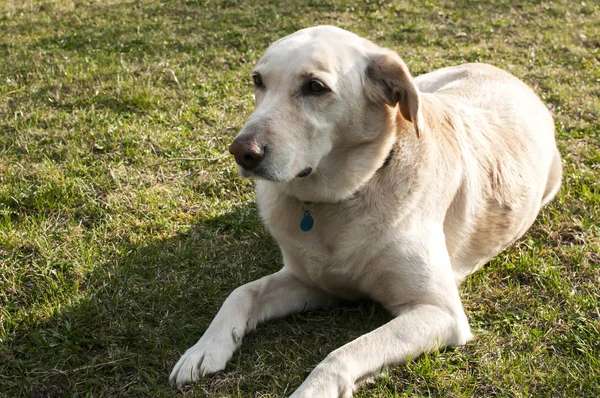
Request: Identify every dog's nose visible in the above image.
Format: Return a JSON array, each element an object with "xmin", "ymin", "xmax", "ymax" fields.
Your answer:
[{"xmin": 229, "ymin": 139, "xmax": 265, "ymax": 170}]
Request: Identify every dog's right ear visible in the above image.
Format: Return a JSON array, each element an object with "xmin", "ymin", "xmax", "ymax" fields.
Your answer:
[{"xmin": 364, "ymin": 50, "xmax": 423, "ymax": 137}]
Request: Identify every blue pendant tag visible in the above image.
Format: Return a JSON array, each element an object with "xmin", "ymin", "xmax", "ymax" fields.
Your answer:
[{"xmin": 300, "ymin": 212, "xmax": 314, "ymax": 232}]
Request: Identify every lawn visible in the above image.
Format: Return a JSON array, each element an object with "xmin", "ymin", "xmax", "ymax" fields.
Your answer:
[{"xmin": 0, "ymin": 0, "xmax": 599, "ymax": 397}]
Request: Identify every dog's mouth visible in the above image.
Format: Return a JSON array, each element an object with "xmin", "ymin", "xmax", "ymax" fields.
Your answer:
[
  {"xmin": 296, "ymin": 167, "xmax": 313, "ymax": 178},
  {"xmin": 238, "ymin": 165, "xmax": 313, "ymax": 182}
]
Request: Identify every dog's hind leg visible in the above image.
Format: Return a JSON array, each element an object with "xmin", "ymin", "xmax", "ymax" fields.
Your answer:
[
  {"xmin": 541, "ymin": 148, "xmax": 562, "ymax": 207},
  {"xmin": 170, "ymin": 268, "xmax": 332, "ymax": 388}
]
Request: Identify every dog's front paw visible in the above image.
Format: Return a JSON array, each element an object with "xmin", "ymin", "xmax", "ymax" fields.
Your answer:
[
  {"xmin": 169, "ymin": 332, "xmax": 238, "ymax": 388},
  {"xmin": 290, "ymin": 365, "xmax": 354, "ymax": 398}
]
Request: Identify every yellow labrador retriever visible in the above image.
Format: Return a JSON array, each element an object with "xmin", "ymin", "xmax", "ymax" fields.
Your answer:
[{"xmin": 170, "ymin": 26, "xmax": 562, "ymax": 396}]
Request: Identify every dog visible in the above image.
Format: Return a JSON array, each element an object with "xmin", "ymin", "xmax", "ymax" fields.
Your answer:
[{"xmin": 170, "ymin": 26, "xmax": 562, "ymax": 397}]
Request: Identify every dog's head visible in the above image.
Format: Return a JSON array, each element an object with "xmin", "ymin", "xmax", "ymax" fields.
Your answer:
[{"xmin": 230, "ymin": 26, "xmax": 422, "ymax": 200}]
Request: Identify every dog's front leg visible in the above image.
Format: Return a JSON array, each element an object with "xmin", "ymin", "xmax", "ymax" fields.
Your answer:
[
  {"xmin": 170, "ymin": 268, "xmax": 331, "ymax": 387},
  {"xmin": 291, "ymin": 301, "xmax": 472, "ymax": 398},
  {"xmin": 290, "ymin": 234, "xmax": 472, "ymax": 398}
]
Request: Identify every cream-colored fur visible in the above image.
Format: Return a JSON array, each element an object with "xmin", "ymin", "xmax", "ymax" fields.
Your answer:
[{"xmin": 170, "ymin": 26, "xmax": 562, "ymax": 397}]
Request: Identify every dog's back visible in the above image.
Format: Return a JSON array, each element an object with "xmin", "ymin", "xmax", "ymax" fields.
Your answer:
[{"xmin": 416, "ymin": 63, "xmax": 562, "ymax": 281}]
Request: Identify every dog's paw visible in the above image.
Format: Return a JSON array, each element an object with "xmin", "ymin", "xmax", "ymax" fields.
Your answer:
[
  {"xmin": 290, "ymin": 365, "xmax": 354, "ymax": 398},
  {"xmin": 291, "ymin": 382, "xmax": 353, "ymax": 398},
  {"xmin": 169, "ymin": 333, "xmax": 238, "ymax": 388}
]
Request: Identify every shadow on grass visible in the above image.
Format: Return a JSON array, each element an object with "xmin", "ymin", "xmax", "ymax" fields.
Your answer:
[
  {"xmin": 27, "ymin": 84, "xmax": 155, "ymax": 115},
  {"xmin": 4, "ymin": 202, "xmax": 391, "ymax": 397}
]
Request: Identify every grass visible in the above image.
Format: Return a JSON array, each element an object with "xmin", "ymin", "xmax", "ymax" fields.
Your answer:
[{"xmin": 0, "ymin": 0, "xmax": 598, "ymax": 396}]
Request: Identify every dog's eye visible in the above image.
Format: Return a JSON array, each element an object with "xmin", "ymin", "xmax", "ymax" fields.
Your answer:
[
  {"xmin": 252, "ymin": 73, "xmax": 264, "ymax": 88},
  {"xmin": 303, "ymin": 79, "xmax": 330, "ymax": 95},
  {"xmin": 309, "ymin": 80, "xmax": 326, "ymax": 92}
]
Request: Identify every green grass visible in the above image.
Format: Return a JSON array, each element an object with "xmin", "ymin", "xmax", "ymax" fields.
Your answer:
[{"xmin": 1, "ymin": 0, "xmax": 599, "ymax": 396}]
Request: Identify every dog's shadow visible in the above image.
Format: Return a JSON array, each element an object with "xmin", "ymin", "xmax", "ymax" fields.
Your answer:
[{"xmin": 9, "ymin": 201, "xmax": 391, "ymax": 397}]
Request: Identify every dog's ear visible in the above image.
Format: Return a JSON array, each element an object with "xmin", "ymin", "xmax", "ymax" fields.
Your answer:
[{"xmin": 365, "ymin": 50, "xmax": 423, "ymax": 137}]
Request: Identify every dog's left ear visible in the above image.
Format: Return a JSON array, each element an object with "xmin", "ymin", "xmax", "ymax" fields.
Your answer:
[{"xmin": 365, "ymin": 50, "xmax": 424, "ymax": 137}]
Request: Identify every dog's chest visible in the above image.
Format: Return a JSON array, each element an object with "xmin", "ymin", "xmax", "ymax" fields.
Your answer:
[{"xmin": 256, "ymin": 183, "xmax": 395, "ymax": 298}]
